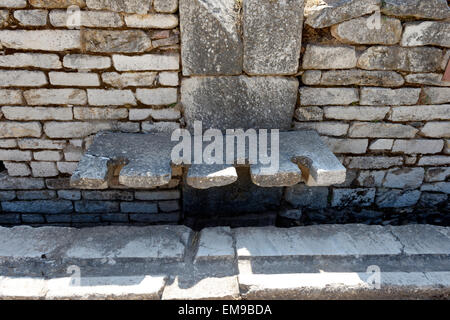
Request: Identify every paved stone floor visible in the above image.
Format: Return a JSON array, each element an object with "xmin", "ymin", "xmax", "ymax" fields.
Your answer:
[{"xmin": 0, "ymin": 224, "xmax": 449, "ymax": 300}]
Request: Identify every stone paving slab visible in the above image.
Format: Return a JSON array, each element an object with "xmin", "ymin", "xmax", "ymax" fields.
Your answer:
[
  {"xmin": 0, "ymin": 224, "xmax": 449, "ymax": 299},
  {"xmin": 162, "ymin": 276, "xmax": 240, "ymax": 300},
  {"xmin": 234, "ymin": 224, "xmax": 404, "ymax": 258},
  {"xmin": 238, "ymin": 271, "xmax": 450, "ymax": 299},
  {"xmin": 46, "ymin": 276, "xmax": 166, "ymax": 300},
  {"xmin": 195, "ymin": 227, "xmax": 235, "ymax": 262}
]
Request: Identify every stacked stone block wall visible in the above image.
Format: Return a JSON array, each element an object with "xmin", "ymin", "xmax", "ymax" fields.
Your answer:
[
  {"xmin": 0, "ymin": 0, "xmax": 182, "ymax": 225},
  {"xmin": 287, "ymin": 0, "xmax": 450, "ymax": 225},
  {"xmin": 0, "ymin": 0, "xmax": 448, "ymax": 226}
]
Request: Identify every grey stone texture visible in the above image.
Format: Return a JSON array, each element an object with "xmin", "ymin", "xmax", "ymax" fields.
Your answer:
[
  {"xmin": 358, "ymin": 46, "xmax": 444, "ymax": 72},
  {"xmin": 331, "ymin": 15, "xmax": 402, "ymax": 45},
  {"xmin": 179, "ymin": 0, "xmax": 242, "ymax": 76},
  {"xmin": 381, "ymin": 0, "xmax": 450, "ymax": 20},
  {"xmin": 302, "ymin": 45, "xmax": 357, "ymax": 69},
  {"xmin": 402, "ymin": 22, "xmax": 450, "ymax": 48},
  {"xmin": 305, "ymin": 0, "xmax": 381, "ymax": 28},
  {"xmin": 182, "ymin": 76, "xmax": 298, "ymax": 131},
  {"xmin": 243, "ymin": 0, "xmax": 304, "ymax": 75}
]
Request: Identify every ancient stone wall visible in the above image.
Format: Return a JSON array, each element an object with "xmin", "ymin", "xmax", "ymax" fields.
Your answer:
[
  {"xmin": 0, "ymin": 0, "xmax": 448, "ymax": 226},
  {"xmin": 0, "ymin": 0, "xmax": 182, "ymax": 225}
]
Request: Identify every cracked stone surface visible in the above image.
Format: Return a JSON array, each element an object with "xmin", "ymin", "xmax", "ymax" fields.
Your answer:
[{"xmin": 179, "ymin": 0, "xmax": 242, "ymax": 76}]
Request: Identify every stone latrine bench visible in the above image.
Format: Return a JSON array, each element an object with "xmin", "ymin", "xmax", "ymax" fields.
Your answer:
[
  {"xmin": 70, "ymin": 130, "xmax": 346, "ymax": 190},
  {"xmin": 70, "ymin": 0, "xmax": 346, "ymax": 221}
]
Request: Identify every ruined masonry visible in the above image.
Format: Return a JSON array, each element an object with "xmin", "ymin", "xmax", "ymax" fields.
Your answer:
[{"xmin": 0, "ymin": 0, "xmax": 449, "ymax": 227}]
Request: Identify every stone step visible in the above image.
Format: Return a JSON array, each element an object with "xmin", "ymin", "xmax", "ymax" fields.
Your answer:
[
  {"xmin": 1, "ymin": 224, "xmax": 449, "ymax": 299},
  {"xmin": 70, "ymin": 130, "xmax": 346, "ymax": 189}
]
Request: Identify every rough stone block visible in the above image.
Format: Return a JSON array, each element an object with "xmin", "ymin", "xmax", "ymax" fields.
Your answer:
[
  {"xmin": 2, "ymin": 200, "xmax": 73, "ymax": 214},
  {"xmin": 29, "ymin": 0, "xmax": 86, "ymax": 8},
  {"xmin": 2, "ymin": 107, "xmax": 73, "ymax": 121},
  {"xmin": 300, "ymin": 87, "xmax": 359, "ymax": 105},
  {"xmin": 63, "ymin": 54, "xmax": 111, "ymax": 70},
  {"xmin": 304, "ymin": 70, "xmax": 404, "ymax": 87},
  {"xmin": 390, "ymin": 105, "xmax": 450, "ymax": 121},
  {"xmin": 360, "ymin": 87, "xmax": 420, "ymax": 105},
  {"xmin": 332, "ymin": 188, "xmax": 376, "ymax": 207},
  {"xmin": 376, "ymin": 189, "xmax": 421, "ymax": 208},
  {"xmin": 0, "ymin": 0, "xmax": 27, "ymax": 7},
  {"xmin": 24, "ymin": 89, "xmax": 87, "ymax": 105},
  {"xmin": 0, "ymin": 90, "xmax": 23, "ymax": 105},
  {"xmin": 243, "ymin": 0, "xmax": 304, "ymax": 75},
  {"xmin": 44, "ymin": 122, "xmax": 112, "ymax": 138},
  {"xmin": 86, "ymin": 0, "xmax": 150, "ymax": 13},
  {"xmin": 405, "ymin": 73, "xmax": 450, "ymax": 87},
  {"xmin": 381, "ymin": 0, "xmax": 450, "ymax": 20},
  {"xmin": 402, "ymin": 22, "xmax": 450, "ymax": 48},
  {"xmin": 418, "ymin": 156, "xmax": 450, "ymax": 166},
  {"xmin": 87, "ymin": 89, "xmax": 136, "ymax": 106},
  {"xmin": 154, "ymin": 0, "xmax": 178, "ymax": 13},
  {"xmin": 324, "ymin": 106, "xmax": 389, "ymax": 121},
  {"xmin": 16, "ymin": 190, "xmax": 56, "ymax": 200},
  {"xmin": 357, "ymin": 170, "xmax": 386, "ymax": 187},
  {"xmin": 136, "ymin": 88, "xmax": 178, "ymax": 105},
  {"xmin": 112, "ymin": 53, "xmax": 179, "ymax": 71},
  {"xmin": 49, "ymin": 9, "xmax": 123, "ymax": 28},
  {"xmin": 0, "ymin": 122, "xmax": 42, "ymax": 138},
  {"xmin": 421, "ymin": 182, "xmax": 450, "ymax": 194},
  {"xmin": 295, "ymin": 106, "xmax": 323, "ymax": 121},
  {"xmin": 4, "ymin": 162, "xmax": 31, "ymax": 176},
  {"xmin": 49, "ymin": 72, "xmax": 100, "ymax": 87},
  {"xmin": 74, "ymin": 107, "xmax": 128, "ymax": 120},
  {"xmin": 322, "ymin": 137, "xmax": 368, "ymax": 154},
  {"xmin": 0, "ymin": 30, "xmax": 80, "ymax": 51},
  {"xmin": 346, "ymin": 156, "xmax": 403, "ymax": 169},
  {"xmin": 75, "ymin": 200, "xmax": 120, "ymax": 213},
  {"xmin": 0, "ymin": 70, "xmax": 47, "ymax": 87},
  {"xmin": 331, "ymin": 15, "xmax": 402, "ymax": 45},
  {"xmin": 179, "ymin": 0, "xmax": 242, "ymax": 76},
  {"xmin": 421, "ymin": 122, "xmax": 450, "ymax": 138},
  {"xmin": 102, "ymin": 72, "xmax": 157, "ymax": 88},
  {"xmin": 392, "ymin": 140, "xmax": 445, "ymax": 154},
  {"xmin": 134, "ymin": 190, "xmax": 180, "ymax": 201},
  {"xmin": 14, "ymin": 9, "xmax": 47, "ymax": 26},
  {"xmin": 34, "ymin": 151, "xmax": 62, "ymax": 161},
  {"xmin": 0, "ymin": 53, "xmax": 61, "ymax": 69},
  {"xmin": 421, "ymin": 87, "xmax": 450, "ymax": 105},
  {"xmin": 124, "ymin": 13, "xmax": 178, "ymax": 29},
  {"xmin": 383, "ymin": 167, "xmax": 425, "ymax": 189},
  {"xmin": 30, "ymin": 162, "xmax": 59, "ymax": 177},
  {"xmin": 120, "ymin": 202, "xmax": 158, "ymax": 214},
  {"xmin": 425, "ymin": 167, "xmax": 450, "ymax": 182},
  {"xmin": 358, "ymin": 46, "xmax": 444, "ymax": 72},
  {"xmin": 0, "ymin": 173, "xmax": 44, "ymax": 190},
  {"xmin": 302, "ymin": 45, "xmax": 357, "ymax": 69},
  {"xmin": 349, "ymin": 122, "xmax": 418, "ymax": 138},
  {"xmin": 18, "ymin": 139, "xmax": 66, "ymax": 150},
  {"xmin": 83, "ymin": 30, "xmax": 151, "ymax": 53},
  {"xmin": 305, "ymin": 0, "xmax": 381, "ymax": 28},
  {"xmin": 0, "ymin": 150, "xmax": 31, "ymax": 161},
  {"xmin": 182, "ymin": 76, "xmax": 298, "ymax": 131},
  {"xmin": 285, "ymin": 184, "xmax": 328, "ymax": 209}
]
